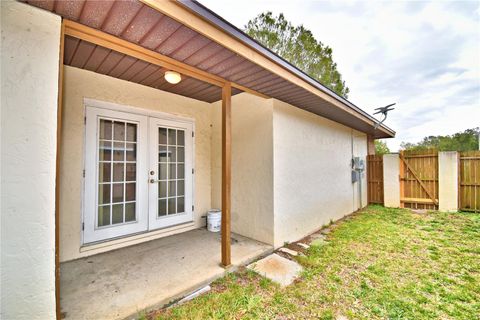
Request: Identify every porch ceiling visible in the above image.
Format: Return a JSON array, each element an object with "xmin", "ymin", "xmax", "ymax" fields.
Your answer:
[
  {"xmin": 25, "ymin": 0, "xmax": 395, "ymax": 138},
  {"xmin": 64, "ymin": 36, "xmax": 242, "ymax": 102}
]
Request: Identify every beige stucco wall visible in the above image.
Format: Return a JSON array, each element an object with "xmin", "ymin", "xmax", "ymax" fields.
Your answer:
[
  {"xmin": 272, "ymin": 99, "xmax": 367, "ymax": 247},
  {"xmin": 438, "ymin": 151, "xmax": 459, "ymax": 212},
  {"xmin": 61, "ymin": 59, "xmax": 375, "ymax": 259},
  {"xmin": 1, "ymin": 1, "xmax": 60, "ymax": 318},
  {"xmin": 211, "ymin": 94, "xmax": 274, "ymax": 245},
  {"xmin": 60, "ymin": 66, "xmax": 213, "ymax": 261}
]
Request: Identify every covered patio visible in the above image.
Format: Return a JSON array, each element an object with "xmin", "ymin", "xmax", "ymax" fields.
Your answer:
[{"xmin": 61, "ymin": 229, "xmax": 271, "ymax": 319}]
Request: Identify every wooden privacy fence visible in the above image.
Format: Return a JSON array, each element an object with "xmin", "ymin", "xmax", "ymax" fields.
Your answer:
[
  {"xmin": 459, "ymin": 150, "xmax": 480, "ymax": 212},
  {"xmin": 367, "ymin": 155, "xmax": 384, "ymax": 204},
  {"xmin": 399, "ymin": 149, "xmax": 439, "ymax": 210}
]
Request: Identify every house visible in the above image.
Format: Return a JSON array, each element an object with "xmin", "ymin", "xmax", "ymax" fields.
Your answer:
[{"xmin": 1, "ymin": 0, "xmax": 395, "ymax": 319}]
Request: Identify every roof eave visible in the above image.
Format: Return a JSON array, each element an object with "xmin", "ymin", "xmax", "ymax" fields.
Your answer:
[{"xmin": 176, "ymin": 0, "xmax": 395, "ymax": 138}]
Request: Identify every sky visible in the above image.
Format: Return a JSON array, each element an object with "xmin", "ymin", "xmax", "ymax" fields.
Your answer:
[{"xmin": 201, "ymin": 0, "xmax": 480, "ymax": 151}]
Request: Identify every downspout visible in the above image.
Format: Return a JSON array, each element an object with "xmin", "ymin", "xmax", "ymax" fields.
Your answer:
[{"xmin": 351, "ymin": 130, "xmax": 355, "ymax": 212}]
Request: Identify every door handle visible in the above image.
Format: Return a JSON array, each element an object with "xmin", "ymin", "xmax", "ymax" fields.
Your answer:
[{"xmin": 149, "ymin": 170, "xmax": 156, "ymax": 183}]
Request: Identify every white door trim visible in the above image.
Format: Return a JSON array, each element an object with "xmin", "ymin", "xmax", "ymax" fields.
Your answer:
[
  {"xmin": 83, "ymin": 99, "xmax": 196, "ymax": 244},
  {"xmin": 84, "ymin": 98, "xmax": 195, "ymax": 124}
]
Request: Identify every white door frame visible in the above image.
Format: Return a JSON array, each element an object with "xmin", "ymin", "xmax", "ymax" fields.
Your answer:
[{"xmin": 83, "ymin": 99, "xmax": 195, "ymax": 244}]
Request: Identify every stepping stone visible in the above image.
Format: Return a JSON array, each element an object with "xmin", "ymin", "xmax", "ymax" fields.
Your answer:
[
  {"xmin": 278, "ymin": 247, "xmax": 299, "ymax": 256},
  {"xmin": 320, "ymin": 228, "xmax": 331, "ymax": 235},
  {"xmin": 297, "ymin": 243, "xmax": 310, "ymax": 249},
  {"xmin": 411, "ymin": 209, "xmax": 428, "ymax": 215},
  {"xmin": 311, "ymin": 238, "xmax": 328, "ymax": 247},
  {"xmin": 310, "ymin": 233, "xmax": 327, "ymax": 241},
  {"xmin": 248, "ymin": 254, "xmax": 303, "ymax": 287}
]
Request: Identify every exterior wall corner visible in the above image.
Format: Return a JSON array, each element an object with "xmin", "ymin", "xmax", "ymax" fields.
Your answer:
[
  {"xmin": 438, "ymin": 151, "xmax": 459, "ymax": 212},
  {"xmin": 1, "ymin": 1, "xmax": 61, "ymax": 318},
  {"xmin": 383, "ymin": 153, "xmax": 401, "ymax": 208}
]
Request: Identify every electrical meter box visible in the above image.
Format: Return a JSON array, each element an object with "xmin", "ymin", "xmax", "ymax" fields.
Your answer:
[
  {"xmin": 351, "ymin": 157, "xmax": 365, "ymax": 183},
  {"xmin": 351, "ymin": 170, "xmax": 359, "ymax": 183},
  {"xmin": 353, "ymin": 157, "xmax": 365, "ymax": 172}
]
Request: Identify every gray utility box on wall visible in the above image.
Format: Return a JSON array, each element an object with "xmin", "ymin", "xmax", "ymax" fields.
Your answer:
[
  {"xmin": 352, "ymin": 170, "xmax": 359, "ymax": 183},
  {"xmin": 351, "ymin": 157, "xmax": 365, "ymax": 183}
]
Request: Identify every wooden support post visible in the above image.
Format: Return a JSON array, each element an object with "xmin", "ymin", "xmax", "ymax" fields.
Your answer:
[
  {"xmin": 221, "ymin": 83, "xmax": 232, "ymax": 267},
  {"xmin": 55, "ymin": 20, "xmax": 65, "ymax": 320}
]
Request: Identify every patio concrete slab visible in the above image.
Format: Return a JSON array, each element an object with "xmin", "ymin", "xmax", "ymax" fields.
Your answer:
[
  {"xmin": 60, "ymin": 228, "xmax": 272, "ymax": 320},
  {"xmin": 247, "ymin": 253, "xmax": 303, "ymax": 287}
]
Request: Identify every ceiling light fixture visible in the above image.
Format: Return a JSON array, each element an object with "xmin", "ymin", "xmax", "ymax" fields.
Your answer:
[{"xmin": 164, "ymin": 71, "xmax": 181, "ymax": 84}]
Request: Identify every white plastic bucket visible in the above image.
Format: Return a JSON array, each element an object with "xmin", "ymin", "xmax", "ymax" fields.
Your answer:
[{"xmin": 207, "ymin": 209, "xmax": 221, "ymax": 232}]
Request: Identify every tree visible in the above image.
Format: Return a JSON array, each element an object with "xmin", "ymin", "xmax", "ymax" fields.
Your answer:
[
  {"xmin": 400, "ymin": 127, "xmax": 480, "ymax": 152},
  {"xmin": 375, "ymin": 140, "xmax": 390, "ymax": 155},
  {"xmin": 244, "ymin": 12, "xmax": 350, "ymax": 98}
]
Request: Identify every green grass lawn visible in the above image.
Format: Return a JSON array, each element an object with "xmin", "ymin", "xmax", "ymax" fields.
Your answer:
[{"xmin": 145, "ymin": 206, "xmax": 480, "ymax": 320}]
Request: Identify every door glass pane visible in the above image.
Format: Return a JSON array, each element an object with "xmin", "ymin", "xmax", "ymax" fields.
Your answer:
[
  {"xmin": 177, "ymin": 180, "xmax": 184, "ymax": 196},
  {"xmin": 100, "ymin": 120, "xmax": 112, "ymax": 140},
  {"xmin": 112, "ymin": 183, "xmax": 124, "ymax": 203},
  {"xmin": 126, "ymin": 163, "xmax": 136, "ymax": 181},
  {"xmin": 157, "ymin": 127, "xmax": 187, "ymax": 218},
  {"xmin": 177, "ymin": 147, "xmax": 184, "ymax": 163},
  {"xmin": 113, "ymin": 163, "xmax": 124, "ymax": 182},
  {"xmin": 158, "ymin": 127, "xmax": 167, "ymax": 144},
  {"xmin": 158, "ymin": 145, "xmax": 168, "ymax": 162},
  {"xmin": 168, "ymin": 197, "xmax": 176, "ymax": 214},
  {"xmin": 97, "ymin": 118, "xmax": 137, "ymax": 228},
  {"xmin": 126, "ymin": 123, "xmax": 136, "ymax": 142},
  {"xmin": 99, "ymin": 163, "xmax": 111, "ymax": 182},
  {"xmin": 98, "ymin": 184, "xmax": 110, "ymax": 205},
  {"xmin": 168, "ymin": 181, "xmax": 176, "ymax": 197},
  {"xmin": 112, "ymin": 204, "xmax": 123, "ymax": 224},
  {"xmin": 158, "ymin": 163, "xmax": 168, "ymax": 180},
  {"xmin": 113, "ymin": 142, "xmax": 124, "ymax": 161},
  {"xmin": 168, "ymin": 163, "xmax": 176, "ymax": 179},
  {"xmin": 177, "ymin": 196, "xmax": 184, "ymax": 213},
  {"xmin": 158, "ymin": 181, "xmax": 167, "ymax": 198},
  {"xmin": 98, "ymin": 205, "xmax": 110, "ymax": 227},
  {"xmin": 114, "ymin": 122, "xmax": 125, "ymax": 141},
  {"xmin": 168, "ymin": 129, "xmax": 176, "ymax": 145},
  {"xmin": 99, "ymin": 141, "xmax": 112, "ymax": 161},
  {"xmin": 168, "ymin": 146, "xmax": 176, "ymax": 162},
  {"xmin": 125, "ymin": 203, "xmax": 136, "ymax": 222},
  {"xmin": 177, "ymin": 164, "xmax": 184, "ymax": 179},
  {"xmin": 125, "ymin": 183, "xmax": 136, "ymax": 201},
  {"xmin": 177, "ymin": 131, "xmax": 184, "ymax": 146},
  {"xmin": 126, "ymin": 143, "xmax": 136, "ymax": 161},
  {"xmin": 158, "ymin": 199, "xmax": 167, "ymax": 216}
]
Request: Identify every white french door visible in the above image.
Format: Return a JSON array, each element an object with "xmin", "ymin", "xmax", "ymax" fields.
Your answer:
[
  {"xmin": 148, "ymin": 118, "xmax": 193, "ymax": 229},
  {"xmin": 84, "ymin": 105, "xmax": 194, "ymax": 244}
]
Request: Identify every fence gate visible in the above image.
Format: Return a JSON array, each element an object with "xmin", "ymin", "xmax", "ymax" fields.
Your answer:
[
  {"xmin": 367, "ymin": 154, "xmax": 384, "ymax": 204},
  {"xmin": 400, "ymin": 149, "xmax": 439, "ymax": 210},
  {"xmin": 459, "ymin": 150, "xmax": 480, "ymax": 212}
]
